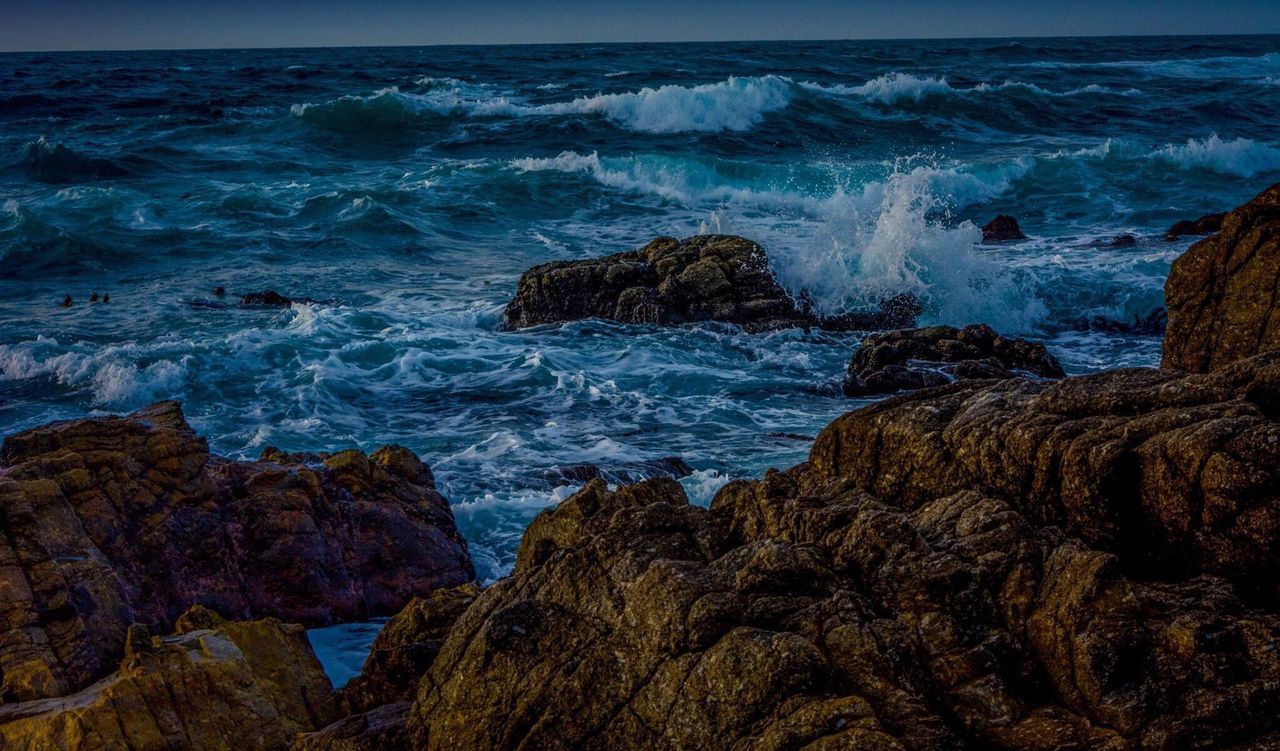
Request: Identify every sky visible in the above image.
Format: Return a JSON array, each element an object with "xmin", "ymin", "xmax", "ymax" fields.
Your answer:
[{"xmin": 3, "ymin": 0, "xmax": 1280, "ymax": 52}]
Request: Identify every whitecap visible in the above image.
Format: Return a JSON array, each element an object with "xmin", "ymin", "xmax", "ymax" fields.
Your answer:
[{"xmin": 1150, "ymin": 134, "xmax": 1280, "ymax": 178}]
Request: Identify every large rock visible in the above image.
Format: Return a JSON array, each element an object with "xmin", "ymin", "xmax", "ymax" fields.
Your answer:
[
  {"xmin": 1164, "ymin": 212, "xmax": 1225, "ymax": 241},
  {"xmin": 502, "ymin": 235, "xmax": 919, "ymax": 333},
  {"xmin": 1163, "ymin": 182, "xmax": 1280, "ymax": 372},
  {"xmin": 0, "ymin": 606, "xmax": 337, "ymax": 750},
  {"xmin": 842, "ymin": 324, "xmax": 1064, "ymax": 396},
  {"xmin": 398, "ymin": 388, "xmax": 1280, "ymax": 751},
  {"xmin": 0, "ymin": 401, "xmax": 473, "ymax": 702}
]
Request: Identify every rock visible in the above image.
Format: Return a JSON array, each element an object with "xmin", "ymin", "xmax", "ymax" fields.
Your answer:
[
  {"xmin": 1090, "ymin": 234, "xmax": 1136, "ymax": 248},
  {"xmin": 542, "ymin": 456, "xmax": 694, "ymax": 486},
  {"xmin": 241, "ymin": 289, "xmax": 294, "ymax": 306},
  {"xmin": 981, "ymin": 214, "xmax": 1027, "ymax": 243},
  {"xmin": 812, "ymin": 351, "xmax": 1280, "ymax": 590},
  {"xmin": 340, "ymin": 584, "xmax": 481, "ymax": 714},
  {"xmin": 0, "ymin": 401, "xmax": 472, "ymax": 701},
  {"xmin": 1164, "ymin": 212, "xmax": 1225, "ymax": 241},
  {"xmin": 213, "ymin": 286, "xmax": 226, "ymax": 297},
  {"xmin": 1069, "ymin": 308, "xmax": 1167, "ymax": 336},
  {"xmin": 502, "ymin": 235, "xmax": 919, "ymax": 333},
  {"xmin": 1163, "ymin": 183, "xmax": 1280, "ymax": 373},
  {"xmin": 399, "ymin": 401, "xmax": 1280, "ymax": 751},
  {"xmin": 841, "ymin": 324, "xmax": 1064, "ymax": 397},
  {"xmin": 0, "ymin": 607, "xmax": 337, "ymax": 751},
  {"xmin": 292, "ymin": 702, "xmax": 410, "ymax": 751}
]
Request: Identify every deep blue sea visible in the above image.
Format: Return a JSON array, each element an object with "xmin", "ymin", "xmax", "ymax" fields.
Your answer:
[{"xmin": 3, "ymin": 38, "xmax": 1280, "ymax": 612}]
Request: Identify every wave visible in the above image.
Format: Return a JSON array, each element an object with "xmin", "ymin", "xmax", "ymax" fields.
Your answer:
[
  {"xmin": 1015, "ymin": 51, "xmax": 1280, "ymax": 79},
  {"xmin": 0, "ymin": 339, "xmax": 189, "ymax": 407},
  {"xmin": 801, "ymin": 73, "xmax": 1140, "ymax": 104},
  {"xmin": 15, "ymin": 138, "xmax": 129, "ymax": 183},
  {"xmin": 1150, "ymin": 134, "xmax": 1280, "ymax": 178}
]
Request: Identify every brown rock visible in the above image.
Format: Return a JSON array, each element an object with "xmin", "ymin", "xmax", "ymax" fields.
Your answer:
[
  {"xmin": 842, "ymin": 324, "xmax": 1064, "ymax": 397},
  {"xmin": 981, "ymin": 215, "xmax": 1027, "ymax": 243},
  {"xmin": 0, "ymin": 607, "xmax": 338, "ymax": 751},
  {"xmin": 0, "ymin": 401, "xmax": 473, "ymax": 702},
  {"xmin": 502, "ymin": 235, "xmax": 919, "ymax": 333},
  {"xmin": 1163, "ymin": 183, "xmax": 1280, "ymax": 373}
]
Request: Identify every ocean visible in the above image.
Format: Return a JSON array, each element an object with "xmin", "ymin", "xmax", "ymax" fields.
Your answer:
[{"xmin": 2, "ymin": 37, "xmax": 1279, "ymax": 608}]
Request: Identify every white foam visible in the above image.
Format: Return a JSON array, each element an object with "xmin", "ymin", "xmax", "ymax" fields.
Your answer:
[
  {"xmin": 0, "ymin": 341, "xmax": 189, "ymax": 408},
  {"xmin": 1150, "ymin": 134, "xmax": 1280, "ymax": 178}
]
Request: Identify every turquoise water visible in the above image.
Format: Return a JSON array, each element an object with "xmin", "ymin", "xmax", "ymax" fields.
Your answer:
[{"xmin": 3, "ymin": 37, "xmax": 1280, "ymax": 582}]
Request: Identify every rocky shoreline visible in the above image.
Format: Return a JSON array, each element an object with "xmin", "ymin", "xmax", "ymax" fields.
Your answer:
[{"xmin": 1, "ymin": 182, "xmax": 1277, "ymax": 749}]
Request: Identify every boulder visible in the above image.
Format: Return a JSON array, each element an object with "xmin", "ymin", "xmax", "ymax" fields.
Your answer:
[
  {"xmin": 0, "ymin": 607, "xmax": 338, "ymax": 751},
  {"xmin": 842, "ymin": 324, "xmax": 1064, "ymax": 397},
  {"xmin": 241, "ymin": 290, "xmax": 294, "ymax": 306},
  {"xmin": 0, "ymin": 401, "xmax": 472, "ymax": 702},
  {"xmin": 980, "ymin": 215, "xmax": 1027, "ymax": 243},
  {"xmin": 1164, "ymin": 212, "xmax": 1225, "ymax": 241},
  {"xmin": 502, "ymin": 235, "xmax": 919, "ymax": 333},
  {"xmin": 1163, "ymin": 183, "xmax": 1280, "ymax": 372}
]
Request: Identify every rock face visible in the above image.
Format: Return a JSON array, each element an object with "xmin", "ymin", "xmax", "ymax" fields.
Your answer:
[
  {"xmin": 1164, "ymin": 212, "xmax": 1225, "ymax": 241},
  {"xmin": 502, "ymin": 235, "xmax": 919, "ymax": 333},
  {"xmin": 0, "ymin": 401, "xmax": 472, "ymax": 702},
  {"xmin": 371, "ymin": 346, "xmax": 1280, "ymax": 750},
  {"xmin": 980, "ymin": 215, "xmax": 1027, "ymax": 243},
  {"xmin": 1163, "ymin": 182, "xmax": 1280, "ymax": 373},
  {"xmin": 842, "ymin": 324, "xmax": 1064, "ymax": 396},
  {"xmin": 0, "ymin": 607, "xmax": 337, "ymax": 751}
]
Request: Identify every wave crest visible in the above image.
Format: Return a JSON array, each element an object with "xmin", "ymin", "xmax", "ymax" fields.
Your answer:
[{"xmin": 1150, "ymin": 134, "xmax": 1280, "ymax": 178}]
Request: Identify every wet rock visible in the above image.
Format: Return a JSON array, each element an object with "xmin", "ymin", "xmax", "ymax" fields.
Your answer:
[
  {"xmin": 0, "ymin": 607, "xmax": 337, "ymax": 750},
  {"xmin": 1090, "ymin": 234, "xmax": 1136, "ymax": 248},
  {"xmin": 1163, "ymin": 182, "xmax": 1280, "ymax": 372},
  {"xmin": 1069, "ymin": 307, "xmax": 1167, "ymax": 336},
  {"xmin": 542, "ymin": 456, "xmax": 695, "ymax": 486},
  {"xmin": 0, "ymin": 401, "xmax": 473, "ymax": 701},
  {"xmin": 1164, "ymin": 212, "xmax": 1225, "ymax": 241},
  {"xmin": 503, "ymin": 235, "xmax": 919, "ymax": 333},
  {"xmin": 841, "ymin": 323, "xmax": 1064, "ymax": 397},
  {"xmin": 981, "ymin": 214, "xmax": 1027, "ymax": 243},
  {"xmin": 292, "ymin": 702, "xmax": 410, "ymax": 751},
  {"xmin": 241, "ymin": 289, "xmax": 294, "ymax": 306}
]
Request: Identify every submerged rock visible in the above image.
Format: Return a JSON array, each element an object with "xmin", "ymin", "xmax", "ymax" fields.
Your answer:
[
  {"xmin": 0, "ymin": 401, "xmax": 472, "ymax": 702},
  {"xmin": 0, "ymin": 607, "xmax": 337, "ymax": 751},
  {"xmin": 1164, "ymin": 212, "xmax": 1225, "ymax": 241},
  {"xmin": 842, "ymin": 323, "xmax": 1064, "ymax": 396},
  {"xmin": 1163, "ymin": 182, "xmax": 1280, "ymax": 372},
  {"xmin": 502, "ymin": 235, "xmax": 919, "ymax": 333},
  {"xmin": 240, "ymin": 289, "xmax": 295, "ymax": 306},
  {"xmin": 1069, "ymin": 307, "xmax": 1167, "ymax": 336},
  {"xmin": 980, "ymin": 214, "xmax": 1027, "ymax": 243},
  {"xmin": 542, "ymin": 455, "xmax": 694, "ymax": 486}
]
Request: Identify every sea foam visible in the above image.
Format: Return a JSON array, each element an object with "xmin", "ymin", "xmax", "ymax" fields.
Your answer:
[{"xmin": 1150, "ymin": 134, "xmax": 1280, "ymax": 178}]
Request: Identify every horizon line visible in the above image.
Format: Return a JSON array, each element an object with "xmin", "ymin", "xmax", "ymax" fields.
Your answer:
[{"xmin": 3, "ymin": 30, "xmax": 1278, "ymax": 55}]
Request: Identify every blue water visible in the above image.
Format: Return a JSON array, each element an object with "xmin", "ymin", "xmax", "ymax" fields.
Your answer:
[{"xmin": 3, "ymin": 37, "xmax": 1280, "ymax": 583}]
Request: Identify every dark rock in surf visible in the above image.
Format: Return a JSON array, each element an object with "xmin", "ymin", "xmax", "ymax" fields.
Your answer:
[
  {"xmin": 1089, "ymin": 233, "xmax": 1136, "ymax": 248},
  {"xmin": 502, "ymin": 235, "xmax": 920, "ymax": 333},
  {"xmin": 980, "ymin": 214, "xmax": 1027, "ymax": 243},
  {"xmin": 544, "ymin": 456, "xmax": 695, "ymax": 486},
  {"xmin": 1163, "ymin": 183, "xmax": 1280, "ymax": 372},
  {"xmin": 1070, "ymin": 307, "xmax": 1167, "ymax": 336},
  {"xmin": 841, "ymin": 323, "xmax": 1064, "ymax": 397},
  {"xmin": 240, "ymin": 289, "xmax": 294, "ymax": 307},
  {"xmin": 1164, "ymin": 212, "xmax": 1225, "ymax": 241}
]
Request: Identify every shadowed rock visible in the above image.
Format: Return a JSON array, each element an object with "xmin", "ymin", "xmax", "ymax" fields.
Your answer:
[
  {"xmin": 842, "ymin": 324, "xmax": 1064, "ymax": 397},
  {"xmin": 1164, "ymin": 212, "xmax": 1225, "ymax": 241},
  {"xmin": 1163, "ymin": 182, "xmax": 1280, "ymax": 373},
  {"xmin": 503, "ymin": 235, "xmax": 919, "ymax": 333},
  {"xmin": 0, "ymin": 402, "xmax": 472, "ymax": 702},
  {"xmin": 0, "ymin": 607, "xmax": 337, "ymax": 750},
  {"xmin": 980, "ymin": 215, "xmax": 1027, "ymax": 243}
]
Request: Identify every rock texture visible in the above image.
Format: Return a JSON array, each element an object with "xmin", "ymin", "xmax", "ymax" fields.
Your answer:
[
  {"xmin": 1163, "ymin": 182, "xmax": 1280, "ymax": 373},
  {"xmin": 1164, "ymin": 212, "xmax": 1225, "ymax": 241},
  {"xmin": 0, "ymin": 401, "xmax": 472, "ymax": 702},
  {"xmin": 0, "ymin": 606, "xmax": 337, "ymax": 750},
  {"xmin": 392, "ymin": 351, "xmax": 1280, "ymax": 749},
  {"xmin": 980, "ymin": 215, "xmax": 1027, "ymax": 243},
  {"xmin": 842, "ymin": 324, "xmax": 1064, "ymax": 396},
  {"xmin": 503, "ymin": 235, "xmax": 920, "ymax": 333}
]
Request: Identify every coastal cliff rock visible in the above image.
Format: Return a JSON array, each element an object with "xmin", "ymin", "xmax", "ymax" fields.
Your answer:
[
  {"xmin": 502, "ymin": 235, "xmax": 919, "ymax": 332},
  {"xmin": 0, "ymin": 607, "xmax": 337, "ymax": 751},
  {"xmin": 0, "ymin": 401, "xmax": 472, "ymax": 702},
  {"xmin": 842, "ymin": 324, "xmax": 1064, "ymax": 396},
  {"xmin": 1163, "ymin": 182, "xmax": 1280, "ymax": 373}
]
